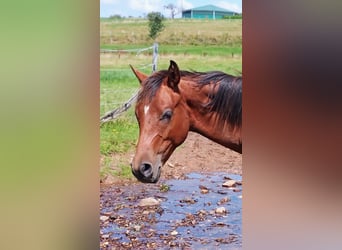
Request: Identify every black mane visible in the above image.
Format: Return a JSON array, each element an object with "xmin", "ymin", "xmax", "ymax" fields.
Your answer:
[
  {"xmin": 181, "ymin": 70, "xmax": 242, "ymax": 128},
  {"xmin": 138, "ymin": 70, "xmax": 242, "ymax": 127},
  {"xmin": 138, "ymin": 70, "xmax": 168, "ymax": 102}
]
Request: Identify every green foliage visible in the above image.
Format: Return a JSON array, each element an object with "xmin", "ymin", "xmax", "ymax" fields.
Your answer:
[
  {"xmin": 100, "ymin": 117, "xmax": 138, "ymax": 155},
  {"xmin": 147, "ymin": 12, "xmax": 165, "ymax": 40},
  {"xmin": 118, "ymin": 164, "xmax": 133, "ymax": 178},
  {"xmin": 100, "ymin": 157, "xmax": 133, "ymax": 180},
  {"xmin": 109, "ymin": 14, "xmax": 123, "ymax": 20},
  {"xmin": 159, "ymin": 183, "xmax": 170, "ymax": 192},
  {"xmin": 223, "ymin": 14, "xmax": 242, "ymax": 19}
]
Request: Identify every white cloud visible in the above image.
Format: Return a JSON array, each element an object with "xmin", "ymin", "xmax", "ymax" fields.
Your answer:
[
  {"xmin": 176, "ymin": 0, "xmax": 193, "ymax": 11},
  {"xmin": 217, "ymin": 1, "xmax": 242, "ymax": 13},
  {"xmin": 128, "ymin": 0, "xmax": 164, "ymax": 14},
  {"xmin": 101, "ymin": 0, "xmax": 120, "ymax": 4}
]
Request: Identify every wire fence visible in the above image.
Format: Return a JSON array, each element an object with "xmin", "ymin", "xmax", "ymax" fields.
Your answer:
[
  {"xmin": 100, "ymin": 46, "xmax": 153, "ymax": 54},
  {"xmin": 100, "ymin": 43, "xmax": 158, "ymax": 123}
]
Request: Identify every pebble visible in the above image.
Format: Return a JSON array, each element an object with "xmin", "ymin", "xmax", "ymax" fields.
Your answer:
[
  {"xmin": 170, "ymin": 230, "xmax": 178, "ymax": 236},
  {"xmin": 133, "ymin": 225, "xmax": 142, "ymax": 231},
  {"xmin": 200, "ymin": 189, "xmax": 209, "ymax": 194},
  {"xmin": 198, "ymin": 209, "xmax": 207, "ymax": 215},
  {"xmin": 222, "ymin": 180, "xmax": 237, "ymax": 187},
  {"xmin": 180, "ymin": 197, "xmax": 197, "ymax": 204},
  {"xmin": 138, "ymin": 197, "xmax": 160, "ymax": 207},
  {"xmin": 215, "ymin": 207, "xmax": 227, "ymax": 214},
  {"xmin": 100, "ymin": 215, "xmax": 109, "ymax": 221},
  {"xmin": 217, "ymin": 197, "xmax": 230, "ymax": 205}
]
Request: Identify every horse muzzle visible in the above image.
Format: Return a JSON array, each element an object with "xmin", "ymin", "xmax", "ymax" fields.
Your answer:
[{"xmin": 131, "ymin": 161, "xmax": 161, "ymax": 183}]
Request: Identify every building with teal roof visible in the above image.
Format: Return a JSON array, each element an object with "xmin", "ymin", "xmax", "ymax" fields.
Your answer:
[{"xmin": 182, "ymin": 4, "xmax": 239, "ymax": 19}]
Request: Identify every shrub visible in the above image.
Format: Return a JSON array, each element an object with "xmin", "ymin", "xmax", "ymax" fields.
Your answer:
[{"xmin": 147, "ymin": 12, "xmax": 165, "ymax": 40}]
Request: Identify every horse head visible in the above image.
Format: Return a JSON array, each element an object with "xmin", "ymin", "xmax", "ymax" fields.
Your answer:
[{"xmin": 130, "ymin": 61, "xmax": 190, "ymax": 183}]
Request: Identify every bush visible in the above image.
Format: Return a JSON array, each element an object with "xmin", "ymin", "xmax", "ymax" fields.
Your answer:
[
  {"xmin": 223, "ymin": 14, "xmax": 242, "ymax": 19},
  {"xmin": 147, "ymin": 12, "xmax": 165, "ymax": 40},
  {"xmin": 109, "ymin": 14, "xmax": 123, "ymax": 20}
]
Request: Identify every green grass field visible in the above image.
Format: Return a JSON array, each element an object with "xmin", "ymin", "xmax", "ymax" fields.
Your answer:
[{"xmin": 100, "ymin": 18, "xmax": 242, "ymax": 179}]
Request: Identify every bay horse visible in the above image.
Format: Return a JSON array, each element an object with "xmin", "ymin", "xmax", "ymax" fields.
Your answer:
[{"xmin": 130, "ymin": 60, "xmax": 241, "ymax": 183}]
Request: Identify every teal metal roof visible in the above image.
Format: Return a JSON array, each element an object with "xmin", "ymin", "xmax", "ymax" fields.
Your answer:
[{"xmin": 188, "ymin": 4, "xmax": 234, "ymax": 13}]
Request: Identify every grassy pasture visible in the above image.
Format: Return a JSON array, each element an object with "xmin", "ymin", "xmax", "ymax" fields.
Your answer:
[
  {"xmin": 101, "ymin": 18, "xmax": 242, "ymax": 46},
  {"xmin": 100, "ymin": 18, "xmax": 242, "ymax": 179}
]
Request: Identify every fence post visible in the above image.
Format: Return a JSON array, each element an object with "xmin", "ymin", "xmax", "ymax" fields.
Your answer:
[{"xmin": 152, "ymin": 42, "xmax": 158, "ymax": 72}]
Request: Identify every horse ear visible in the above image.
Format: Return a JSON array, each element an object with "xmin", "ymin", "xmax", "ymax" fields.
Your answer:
[
  {"xmin": 130, "ymin": 65, "xmax": 148, "ymax": 85},
  {"xmin": 167, "ymin": 60, "xmax": 180, "ymax": 92}
]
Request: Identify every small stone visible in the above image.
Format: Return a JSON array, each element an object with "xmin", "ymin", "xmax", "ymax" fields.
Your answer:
[
  {"xmin": 138, "ymin": 197, "xmax": 160, "ymax": 207},
  {"xmin": 100, "ymin": 215, "xmax": 109, "ymax": 221},
  {"xmin": 215, "ymin": 207, "xmax": 227, "ymax": 214},
  {"xmin": 198, "ymin": 209, "xmax": 207, "ymax": 215},
  {"xmin": 170, "ymin": 230, "xmax": 178, "ymax": 236},
  {"xmin": 200, "ymin": 189, "xmax": 209, "ymax": 194},
  {"xmin": 217, "ymin": 197, "xmax": 230, "ymax": 205},
  {"xmin": 222, "ymin": 180, "xmax": 237, "ymax": 187},
  {"xmin": 169, "ymin": 241, "xmax": 177, "ymax": 246},
  {"xmin": 180, "ymin": 197, "xmax": 197, "ymax": 204},
  {"xmin": 101, "ymin": 234, "xmax": 109, "ymax": 239}
]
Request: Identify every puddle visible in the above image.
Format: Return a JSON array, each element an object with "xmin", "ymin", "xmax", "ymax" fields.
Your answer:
[{"xmin": 100, "ymin": 172, "xmax": 242, "ymax": 249}]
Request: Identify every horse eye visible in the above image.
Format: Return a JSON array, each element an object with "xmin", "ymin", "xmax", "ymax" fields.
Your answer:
[{"xmin": 160, "ymin": 109, "xmax": 172, "ymax": 121}]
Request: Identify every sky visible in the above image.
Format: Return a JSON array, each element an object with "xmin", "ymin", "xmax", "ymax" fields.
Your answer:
[{"xmin": 100, "ymin": 0, "xmax": 242, "ymax": 18}]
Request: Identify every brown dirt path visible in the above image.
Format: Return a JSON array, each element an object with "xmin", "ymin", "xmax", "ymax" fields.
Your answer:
[
  {"xmin": 101, "ymin": 132, "xmax": 242, "ymax": 185},
  {"xmin": 163, "ymin": 132, "xmax": 242, "ymax": 179}
]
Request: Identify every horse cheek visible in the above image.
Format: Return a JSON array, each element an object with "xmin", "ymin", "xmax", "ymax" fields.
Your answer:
[{"xmin": 172, "ymin": 115, "xmax": 189, "ymax": 146}]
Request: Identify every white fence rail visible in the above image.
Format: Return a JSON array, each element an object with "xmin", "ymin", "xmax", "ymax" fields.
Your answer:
[{"xmin": 100, "ymin": 43, "xmax": 158, "ymax": 124}]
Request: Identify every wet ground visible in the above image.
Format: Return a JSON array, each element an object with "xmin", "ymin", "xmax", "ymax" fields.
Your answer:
[{"xmin": 100, "ymin": 172, "xmax": 242, "ymax": 249}]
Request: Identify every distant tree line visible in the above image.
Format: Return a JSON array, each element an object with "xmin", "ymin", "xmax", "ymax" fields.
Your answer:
[
  {"xmin": 223, "ymin": 14, "xmax": 242, "ymax": 19},
  {"xmin": 108, "ymin": 14, "xmax": 123, "ymax": 19}
]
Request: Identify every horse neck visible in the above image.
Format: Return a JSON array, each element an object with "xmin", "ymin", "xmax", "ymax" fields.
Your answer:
[{"xmin": 179, "ymin": 79, "xmax": 242, "ymax": 153}]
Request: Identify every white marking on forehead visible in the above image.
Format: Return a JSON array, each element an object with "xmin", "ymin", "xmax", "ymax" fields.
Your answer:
[{"xmin": 144, "ymin": 105, "xmax": 150, "ymax": 115}]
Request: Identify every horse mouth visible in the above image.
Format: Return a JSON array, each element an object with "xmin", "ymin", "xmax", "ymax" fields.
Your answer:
[
  {"xmin": 131, "ymin": 156, "xmax": 162, "ymax": 183},
  {"xmin": 132, "ymin": 167, "xmax": 161, "ymax": 183}
]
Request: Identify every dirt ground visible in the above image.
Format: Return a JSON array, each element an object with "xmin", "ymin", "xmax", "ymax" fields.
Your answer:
[
  {"xmin": 164, "ymin": 132, "xmax": 242, "ymax": 178},
  {"xmin": 100, "ymin": 132, "xmax": 243, "ymax": 249},
  {"xmin": 101, "ymin": 132, "xmax": 242, "ymax": 185}
]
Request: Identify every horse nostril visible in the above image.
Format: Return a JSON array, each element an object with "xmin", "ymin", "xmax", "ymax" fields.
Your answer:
[{"xmin": 139, "ymin": 163, "xmax": 153, "ymax": 178}]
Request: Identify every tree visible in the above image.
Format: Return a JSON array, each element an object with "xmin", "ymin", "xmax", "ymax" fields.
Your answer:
[
  {"xmin": 147, "ymin": 12, "xmax": 165, "ymax": 40},
  {"xmin": 164, "ymin": 3, "xmax": 179, "ymax": 19}
]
